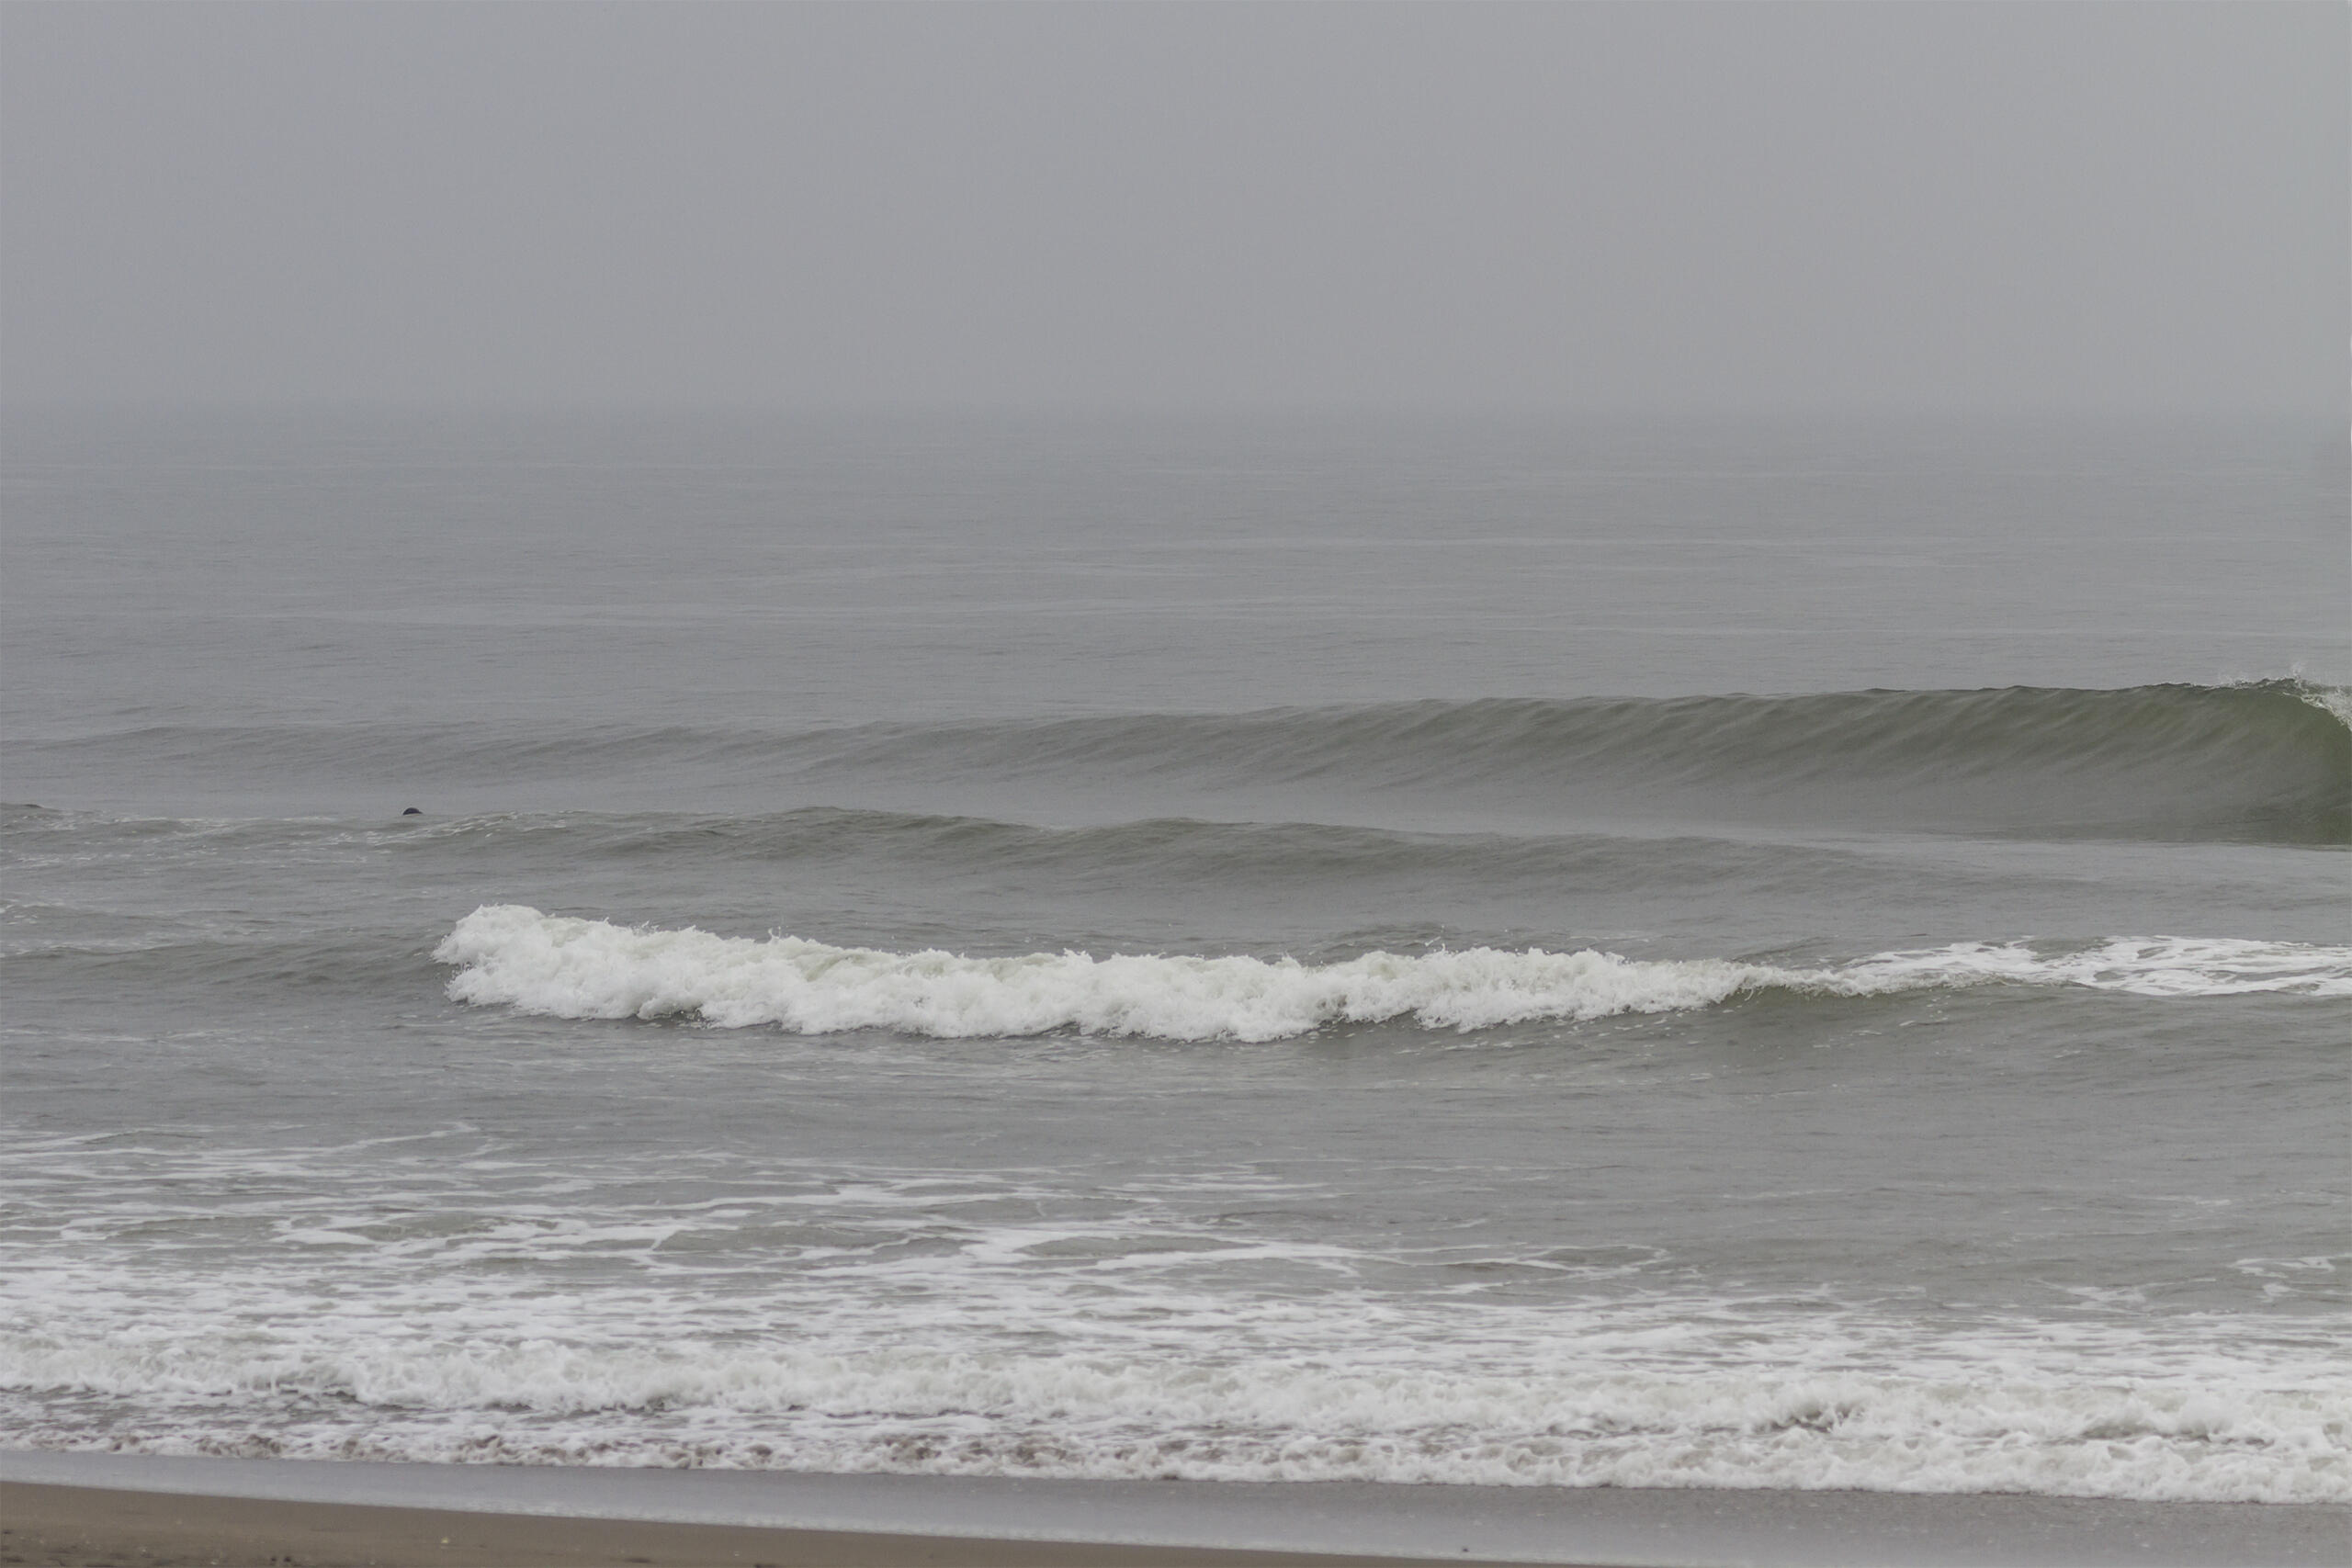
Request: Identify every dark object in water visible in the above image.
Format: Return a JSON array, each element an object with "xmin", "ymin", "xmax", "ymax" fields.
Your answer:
[{"xmin": 401, "ymin": 807, "xmax": 423, "ymax": 816}]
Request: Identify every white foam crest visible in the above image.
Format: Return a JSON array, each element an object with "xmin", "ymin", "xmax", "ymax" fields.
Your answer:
[
  {"xmin": 435, "ymin": 908, "xmax": 2352, "ymax": 1041},
  {"xmin": 2288, "ymin": 679, "xmax": 2352, "ymax": 728},
  {"xmin": 1839, "ymin": 937, "xmax": 2352, "ymax": 999}
]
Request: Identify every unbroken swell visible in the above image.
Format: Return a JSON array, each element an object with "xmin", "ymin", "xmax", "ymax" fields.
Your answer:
[
  {"xmin": 801, "ymin": 679, "xmax": 2351, "ymax": 843},
  {"xmin": 20, "ymin": 680, "xmax": 2347, "ymax": 841}
]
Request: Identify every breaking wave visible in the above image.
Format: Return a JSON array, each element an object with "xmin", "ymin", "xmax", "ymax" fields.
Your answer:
[{"xmin": 437, "ymin": 906, "xmax": 2352, "ymax": 1042}]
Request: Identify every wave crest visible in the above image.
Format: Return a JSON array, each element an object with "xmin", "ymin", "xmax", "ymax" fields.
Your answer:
[{"xmin": 435, "ymin": 908, "xmax": 2352, "ymax": 1042}]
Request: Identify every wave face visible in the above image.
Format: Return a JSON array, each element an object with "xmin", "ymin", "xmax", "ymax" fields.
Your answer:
[
  {"xmin": 23, "ymin": 680, "xmax": 2346, "ymax": 842},
  {"xmin": 438, "ymin": 906, "xmax": 2352, "ymax": 1042},
  {"xmin": 793, "ymin": 678, "xmax": 2346, "ymax": 842}
]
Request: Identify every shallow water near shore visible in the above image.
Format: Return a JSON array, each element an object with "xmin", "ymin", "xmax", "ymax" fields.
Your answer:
[
  {"xmin": 6, "ymin": 1450, "xmax": 2349, "ymax": 1567},
  {"xmin": 3, "ymin": 412, "xmax": 2346, "ymax": 1500}
]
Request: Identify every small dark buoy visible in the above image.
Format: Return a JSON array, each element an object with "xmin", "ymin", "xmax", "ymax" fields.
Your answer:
[{"xmin": 401, "ymin": 807, "xmax": 423, "ymax": 816}]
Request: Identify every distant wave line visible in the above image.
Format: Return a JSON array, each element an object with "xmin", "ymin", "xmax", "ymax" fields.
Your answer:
[{"xmin": 22, "ymin": 680, "xmax": 2347, "ymax": 843}]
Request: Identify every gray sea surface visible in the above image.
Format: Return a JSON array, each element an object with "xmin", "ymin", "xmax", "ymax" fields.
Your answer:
[{"xmin": 2, "ymin": 411, "xmax": 2346, "ymax": 1498}]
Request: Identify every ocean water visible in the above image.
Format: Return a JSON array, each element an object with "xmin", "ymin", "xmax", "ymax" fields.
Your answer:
[{"xmin": 2, "ymin": 411, "xmax": 2346, "ymax": 1502}]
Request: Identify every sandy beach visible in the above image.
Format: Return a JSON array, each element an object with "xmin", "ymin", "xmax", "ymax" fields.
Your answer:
[
  {"xmin": 1, "ymin": 1479, "xmax": 1555, "ymax": 1568},
  {"xmin": 1, "ymin": 1453, "xmax": 2346, "ymax": 1568}
]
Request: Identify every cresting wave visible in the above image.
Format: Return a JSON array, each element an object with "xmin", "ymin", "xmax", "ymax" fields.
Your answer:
[
  {"xmin": 800, "ymin": 677, "xmax": 2346, "ymax": 842},
  {"xmin": 26, "ymin": 679, "xmax": 2350, "ymax": 841},
  {"xmin": 436, "ymin": 907, "xmax": 2352, "ymax": 1042}
]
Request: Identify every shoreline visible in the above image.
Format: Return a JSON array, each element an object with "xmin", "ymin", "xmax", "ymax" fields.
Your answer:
[
  {"xmin": 1, "ymin": 1451, "xmax": 2344, "ymax": 1568},
  {"xmin": 0, "ymin": 1481, "xmax": 1544, "ymax": 1568}
]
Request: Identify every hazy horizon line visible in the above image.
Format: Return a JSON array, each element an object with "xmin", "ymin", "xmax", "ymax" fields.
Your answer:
[{"xmin": 6, "ymin": 397, "xmax": 2345, "ymax": 425}]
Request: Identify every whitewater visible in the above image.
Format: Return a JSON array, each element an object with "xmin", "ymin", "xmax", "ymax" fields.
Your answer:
[{"xmin": 437, "ymin": 907, "xmax": 2352, "ymax": 1040}]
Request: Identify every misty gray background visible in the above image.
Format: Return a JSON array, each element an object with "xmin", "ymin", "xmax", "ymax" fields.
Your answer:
[{"xmin": 3, "ymin": 2, "xmax": 2344, "ymax": 415}]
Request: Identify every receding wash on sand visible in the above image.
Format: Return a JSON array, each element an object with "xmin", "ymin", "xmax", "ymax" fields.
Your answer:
[{"xmin": 6, "ymin": 1455, "xmax": 2350, "ymax": 1567}]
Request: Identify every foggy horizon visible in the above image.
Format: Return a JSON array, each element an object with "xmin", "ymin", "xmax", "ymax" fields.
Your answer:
[{"xmin": 4, "ymin": 3, "xmax": 2344, "ymax": 419}]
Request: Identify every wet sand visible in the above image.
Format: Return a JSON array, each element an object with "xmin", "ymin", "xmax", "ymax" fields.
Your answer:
[
  {"xmin": 0, "ymin": 1481, "xmax": 1547, "ymax": 1567},
  {"xmin": 0, "ymin": 1452, "xmax": 2343, "ymax": 1568}
]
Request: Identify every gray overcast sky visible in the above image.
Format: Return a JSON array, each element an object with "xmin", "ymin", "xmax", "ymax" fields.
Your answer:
[{"xmin": 2, "ymin": 2, "xmax": 2343, "ymax": 414}]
